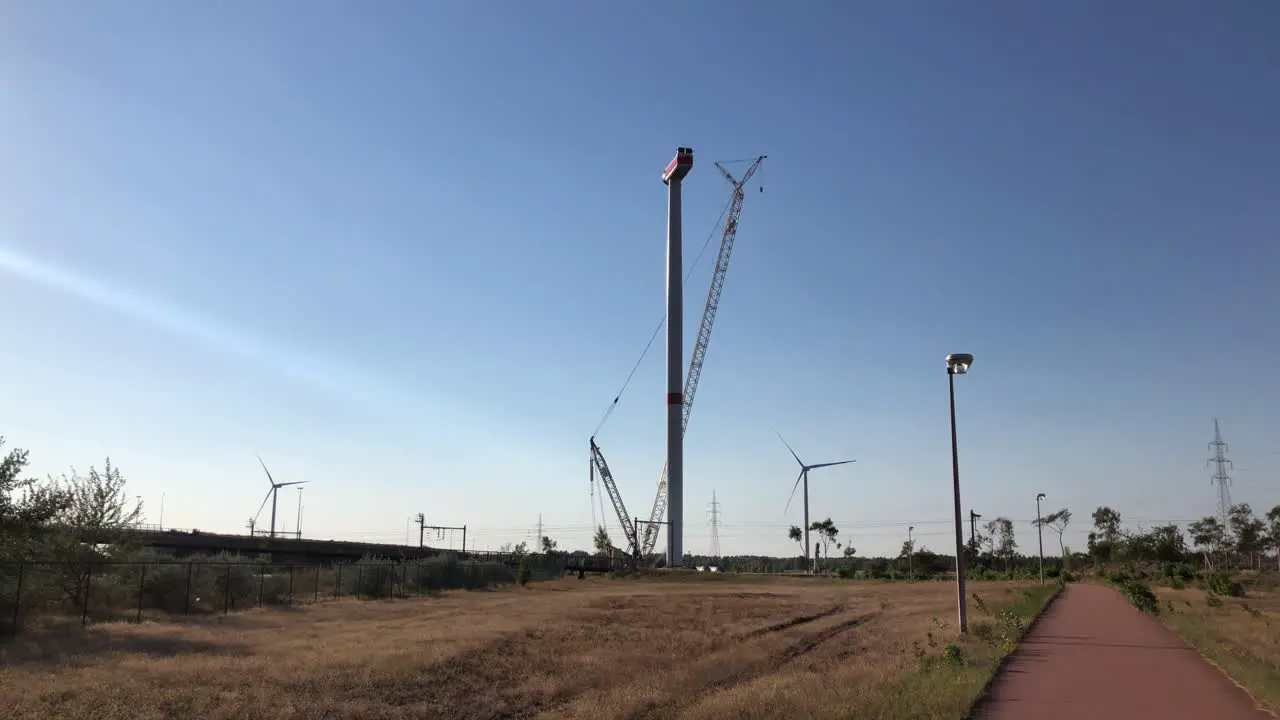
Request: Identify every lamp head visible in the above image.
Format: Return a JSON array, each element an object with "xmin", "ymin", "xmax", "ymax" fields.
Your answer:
[
  {"xmin": 946, "ymin": 353, "xmax": 974, "ymax": 374},
  {"xmin": 1037, "ymin": 492, "xmax": 1046, "ymax": 501}
]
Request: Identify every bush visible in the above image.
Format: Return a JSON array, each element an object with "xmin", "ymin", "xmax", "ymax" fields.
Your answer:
[
  {"xmin": 1119, "ymin": 579, "xmax": 1159, "ymax": 616},
  {"xmin": 1204, "ymin": 572, "xmax": 1243, "ymax": 598}
]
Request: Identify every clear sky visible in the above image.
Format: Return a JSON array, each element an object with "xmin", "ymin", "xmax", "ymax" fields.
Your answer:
[{"xmin": 1, "ymin": 2, "xmax": 1277, "ymax": 558}]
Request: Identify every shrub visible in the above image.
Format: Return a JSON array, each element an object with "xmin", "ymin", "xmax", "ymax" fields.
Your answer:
[
  {"xmin": 1120, "ymin": 579, "xmax": 1159, "ymax": 616},
  {"xmin": 1204, "ymin": 572, "xmax": 1243, "ymax": 598}
]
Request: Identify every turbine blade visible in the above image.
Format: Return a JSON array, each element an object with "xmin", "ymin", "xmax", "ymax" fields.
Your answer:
[
  {"xmin": 772, "ymin": 429, "xmax": 804, "ymax": 467},
  {"xmin": 253, "ymin": 487, "xmax": 273, "ymax": 522},
  {"xmin": 784, "ymin": 469, "xmax": 804, "ymax": 513},
  {"xmin": 278, "ymin": 481, "xmax": 309, "ymax": 487},
  {"xmin": 808, "ymin": 460, "xmax": 856, "ymax": 470},
  {"xmin": 257, "ymin": 455, "xmax": 276, "ymax": 487}
]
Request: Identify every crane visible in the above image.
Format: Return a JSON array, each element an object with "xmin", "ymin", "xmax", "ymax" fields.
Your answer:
[
  {"xmin": 639, "ymin": 155, "xmax": 765, "ymax": 558},
  {"xmin": 590, "ymin": 436, "xmax": 640, "ymax": 558}
]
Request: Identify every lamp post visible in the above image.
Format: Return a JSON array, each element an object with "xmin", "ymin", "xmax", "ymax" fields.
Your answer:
[
  {"xmin": 947, "ymin": 352, "xmax": 974, "ymax": 634},
  {"xmin": 1036, "ymin": 492, "xmax": 1046, "ymax": 584}
]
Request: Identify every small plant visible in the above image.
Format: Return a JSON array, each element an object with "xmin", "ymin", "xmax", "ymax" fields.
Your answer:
[
  {"xmin": 516, "ymin": 558, "xmax": 532, "ymax": 586},
  {"xmin": 942, "ymin": 643, "xmax": 965, "ymax": 666},
  {"xmin": 1170, "ymin": 577, "xmax": 1186, "ymax": 590},
  {"xmin": 971, "ymin": 620, "xmax": 996, "ymax": 647},
  {"xmin": 1206, "ymin": 593, "xmax": 1223, "ymax": 608},
  {"xmin": 971, "ymin": 593, "xmax": 990, "ymax": 616}
]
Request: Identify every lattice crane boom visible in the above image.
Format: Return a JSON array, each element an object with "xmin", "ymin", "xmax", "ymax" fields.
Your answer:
[
  {"xmin": 590, "ymin": 437, "xmax": 639, "ymax": 555},
  {"xmin": 640, "ymin": 155, "xmax": 765, "ymax": 557}
]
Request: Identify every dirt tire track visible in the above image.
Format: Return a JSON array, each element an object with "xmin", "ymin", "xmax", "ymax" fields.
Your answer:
[
  {"xmin": 739, "ymin": 605, "xmax": 844, "ymax": 639},
  {"xmin": 635, "ymin": 612, "xmax": 877, "ymax": 719},
  {"xmin": 776, "ymin": 614, "xmax": 872, "ymax": 663}
]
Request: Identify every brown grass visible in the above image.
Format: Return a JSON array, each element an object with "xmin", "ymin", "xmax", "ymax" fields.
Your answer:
[
  {"xmin": 0, "ymin": 575, "xmax": 1051, "ymax": 719},
  {"xmin": 1156, "ymin": 581, "xmax": 1280, "ymax": 712}
]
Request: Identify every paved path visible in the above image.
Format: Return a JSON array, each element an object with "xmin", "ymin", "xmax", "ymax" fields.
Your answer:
[{"xmin": 975, "ymin": 583, "xmax": 1271, "ymax": 719}]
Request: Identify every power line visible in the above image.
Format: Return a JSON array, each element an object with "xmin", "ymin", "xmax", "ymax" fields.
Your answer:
[{"xmin": 590, "ymin": 199, "xmax": 733, "ymax": 438}]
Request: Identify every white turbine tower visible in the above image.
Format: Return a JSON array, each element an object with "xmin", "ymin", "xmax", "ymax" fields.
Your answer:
[
  {"xmin": 253, "ymin": 456, "xmax": 308, "ymax": 539},
  {"xmin": 777, "ymin": 431, "xmax": 855, "ymax": 573}
]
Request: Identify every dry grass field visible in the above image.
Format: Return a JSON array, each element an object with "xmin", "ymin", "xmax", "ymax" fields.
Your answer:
[
  {"xmin": 0, "ymin": 574, "xmax": 1055, "ymax": 719},
  {"xmin": 1156, "ymin": 576, "xmax": 1280, "ymax": 712}
]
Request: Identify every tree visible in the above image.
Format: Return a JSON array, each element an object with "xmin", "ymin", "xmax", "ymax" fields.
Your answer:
[
  {"xmin": 842, "ymin": 544, "xmax": 856, "ymax": 558},
  {"xmin": 788, "ymin": 524, "xmax": 802, "ymax": 553},
  {"xmin": 1228, "ymin": 503, "xmax": 1265, "ymax": 569},
  {"xmin": 1146, "ymin": 524, "xmax": 1188, "ymax": 564},
  {"xmin": 1088, "ymin": 506, "xmax": 1122, "ymax": 561},
  {"xmin": 1034, "ymin": 509, "xmax": 1071, "ymax": 559},
  {"xmin": 1188, "ymin": 517, "xmax": 1226, "ymax": 569},
  {"xmin": 592, "ymin": 526, "xmax": 612, "ymax": 555},
  {"xmin": 809, "ymin": 518, "xmax": 840, "ymax": 570},
  {"xmin": 985, "ymin": 518, "xmax": 1016, "ymax": 571},
  {"xmin": 58, "ymin": 459, "xmax": 143, "ymax": 544},
  {"xmin": 0, "ymin": 437, "xmax": 71, "ymax": 556},
  {"xmin": 34, "ymin": 458, "xmax": 143, "ymax": 608},
  {"xmin": 1267, "ymin": 506, "xmax": 1280, "ymax": 571},
  {"xmin": 540, "ymin": 535, "xmax": 558, "ymax": 554}
]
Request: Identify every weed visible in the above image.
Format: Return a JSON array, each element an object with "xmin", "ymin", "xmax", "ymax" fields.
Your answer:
[
  {"xmin": 1206, "ymin": 593, "xmax": 1224, "ymax": 608},
  {"xmin": 942, "ymin": 643, "xmax": 965, "ymax": 666},
  {"xmin": 971, "ymin": 593, "xmax": 990, "ymax": 616}
]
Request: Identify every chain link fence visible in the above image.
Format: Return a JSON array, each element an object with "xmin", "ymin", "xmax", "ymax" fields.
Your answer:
[{"xmin": 0, "ymin": 553, "xmax": 539, "ymax": 637}]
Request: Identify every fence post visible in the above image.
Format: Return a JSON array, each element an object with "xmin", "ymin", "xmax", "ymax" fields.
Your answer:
[
  {"xmin": 136, "ymin": 565, "xmax": 147, "ymax": 624},
  {"xmin": 81, "ymin": 563, "xmax": 93, "ymax": 628},
  {"xmin": 10, "ymin": 563, "xmax": 24, "ymax": 636},
  {"xmin": 223, "ymin": 563, "xmax": 231, "ymax": 615},
  {"xmin": 184, "ymin": 563, "xmax": 193, "ymax": 615},
  {"xmin": 335, "ymin": 564, "xmax": 342, "ymax": 600},
  {"xmin": 356, "ymin": 566, "xmax": 363, "ymax": 600},
  {"xmin": 258, "ymin": 564, "xmax": 265, "ymax": 607},
  {"xmin": 401, "ymin": 563, "xmax": 408, "ymax": 599},
  {"xmin": 287, "ymin": 565, "xmax": 294, "ymax": 605},
  {"xmin": 314, "ymin": 566, "xmax": 320, "ymax": 603}
]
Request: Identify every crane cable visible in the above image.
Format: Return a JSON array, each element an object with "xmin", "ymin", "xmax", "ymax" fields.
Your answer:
[{"xmin": 591, "ymin": 198, "xmax": 733, "ymax": 438}]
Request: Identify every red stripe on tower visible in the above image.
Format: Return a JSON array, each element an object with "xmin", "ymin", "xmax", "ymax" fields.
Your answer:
[{"xmin": 667, "ymin": 392, "xmax": 683, "ymax": 405}]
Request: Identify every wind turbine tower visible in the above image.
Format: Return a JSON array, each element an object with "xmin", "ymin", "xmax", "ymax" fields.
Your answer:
[
  {"xmin": 776, "ymin": 431, "xmax": 855, "ymax": 573},
  {"xmin": 253, "ymin": 456, "xmax": 308, "ymax": 539}
]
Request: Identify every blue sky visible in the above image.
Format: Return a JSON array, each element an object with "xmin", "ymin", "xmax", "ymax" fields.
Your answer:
[{"xmin": 1, "ymin": 2, "xmax": 1277, "ymax": 558}]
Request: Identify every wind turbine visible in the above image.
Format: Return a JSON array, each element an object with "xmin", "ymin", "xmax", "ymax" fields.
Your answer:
[
  {"xmin": 776, "ymin": 431, "xmax": 855, "ymax": 573},
  {"xmin": 253, "ymin": 456, "xmax": 308, "ymax": 539}
]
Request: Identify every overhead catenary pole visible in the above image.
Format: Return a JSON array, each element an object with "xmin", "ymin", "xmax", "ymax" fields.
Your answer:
[
  {"xmin": 908, "ymin": 525, "xmax": 915, "ymax": 580},
  {"xmin": 662, "ymin": 147, "xmax": 693, "ymax": 568}
]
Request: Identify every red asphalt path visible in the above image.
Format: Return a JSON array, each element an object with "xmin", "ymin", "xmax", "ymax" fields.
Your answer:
[{"xmin": 975, "ymin": 583, "xmax": 1271, "ymax": 719}]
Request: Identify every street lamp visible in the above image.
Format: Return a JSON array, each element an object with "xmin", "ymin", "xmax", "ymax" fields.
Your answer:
[
  {"xmin": 947, "ymin": 352, "xmax": 974, "ymax": 634},
  {"xmin": 1036, "ymin": 492, "xmax": 1047, "ymax": 584}
]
